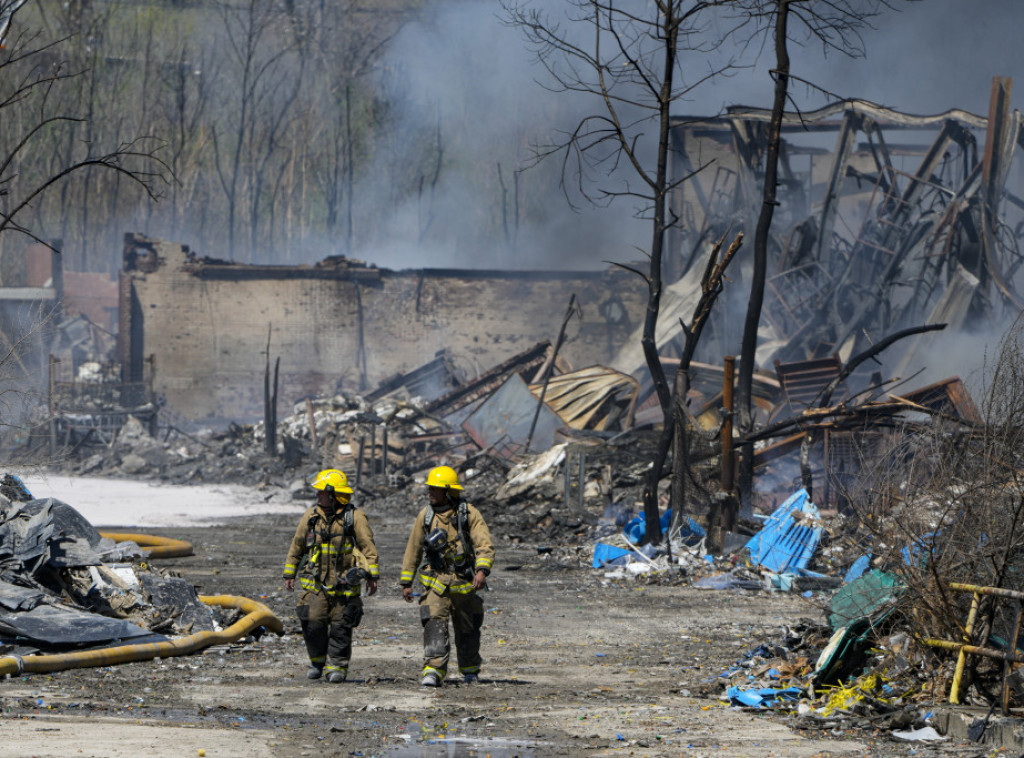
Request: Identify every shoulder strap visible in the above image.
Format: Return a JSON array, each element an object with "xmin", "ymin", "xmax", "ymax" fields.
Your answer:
[
  {"xmin": 343, "ymin": 507, "xmax": 354, "ymax": 536},
  {"xmin": 423, "ymin": 507, "xmax": 433, "ymax": 533},
  {"xmin": 456, "ymin": 502, "xmax": 473, "ymax": 556}
]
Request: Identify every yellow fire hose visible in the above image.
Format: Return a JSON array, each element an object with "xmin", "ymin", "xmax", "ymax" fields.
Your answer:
[
  {"xmin": 0, "ymin": 594, "xmax": 283, "ymax": 677},
  {"xmin": 98, "ymin": 532, "xmax": 194, "ymax": 559}
]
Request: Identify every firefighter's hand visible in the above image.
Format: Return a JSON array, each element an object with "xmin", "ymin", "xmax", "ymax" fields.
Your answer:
[
  {"xmin": 472, "ymin": 570, "xmax": 487, "ymax": 590},
  {"xmin": 366, "ymin": 578, "xmax": 378, "ymax": 596},
  {"xmin": 284, "ymin": 578, "xmax": 294, "ymax": 592},
  {"xmin": 402, "ymin": 586, "xmax": 414, "ymax": 602}
]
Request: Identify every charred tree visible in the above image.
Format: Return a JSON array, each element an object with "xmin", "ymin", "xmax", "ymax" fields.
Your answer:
[
  {"xmin": 506, "ymin": 0, "xmax": 731, "ymax": 545},
  {"xmin": 736, "ymin": 0, "xmax": 790, "ymax": 512},
  {"xmin": 667, "ymin": 233, "xmax": 743, "ymax": 551},
  {"xmin": 733, "ymin": 0, "xmax": 889, "ymax": 510}
]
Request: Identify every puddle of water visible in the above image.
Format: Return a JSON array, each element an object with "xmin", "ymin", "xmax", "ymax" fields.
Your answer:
[{"xmin": 386, "ymin": 736, "xmax": 539, "ymax": 757}]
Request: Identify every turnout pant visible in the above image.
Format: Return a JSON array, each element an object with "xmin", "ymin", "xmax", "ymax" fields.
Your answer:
[
  {"xmin": 419, "ymin": 587, "xmax": 484, "ymax": 679},
  {"xmin": 297, "ymin": 590, "xmax": 363, "ymax": 676}
]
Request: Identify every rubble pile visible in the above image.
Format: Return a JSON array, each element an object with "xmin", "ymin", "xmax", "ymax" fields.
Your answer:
[
  {"xmin": 17, "ymin": 259, "xmax": 1024, "ymax": 740},
  {"xmin": 0, "ymin": 480, "xmax": 224, "ymax": 655}
]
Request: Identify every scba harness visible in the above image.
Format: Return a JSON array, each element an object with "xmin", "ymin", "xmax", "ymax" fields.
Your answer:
[
  {"xmin": 422, "ymin": 501, "xmax": 476, "ymax": 581},
  {"xmin": 303, "ymin": 506, "xmax": 359, "ymax": 596}
]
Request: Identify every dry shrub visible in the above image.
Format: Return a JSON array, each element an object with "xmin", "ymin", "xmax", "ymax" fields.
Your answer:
[{"xmin": 834, "ymin": 315, "xmax": 1024, "ymax": 701}]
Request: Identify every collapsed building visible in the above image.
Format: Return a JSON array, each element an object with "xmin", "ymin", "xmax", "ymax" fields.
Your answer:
[
  {"xmin": 667, "ymin": 77, "xmax": 1024, "ymax": 376},
  {"xmin": 10, "ymin": 79, "xmax": 1024, "ymax": 526},
  {"xmin": 7, "ymin": 83, "xmax": 1024, "ymax": 735}
]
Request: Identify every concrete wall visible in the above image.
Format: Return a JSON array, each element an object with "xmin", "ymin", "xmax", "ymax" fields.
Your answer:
[{"xmin": 121, "ymin": 235, "xmax": 648, "ymax": 422}]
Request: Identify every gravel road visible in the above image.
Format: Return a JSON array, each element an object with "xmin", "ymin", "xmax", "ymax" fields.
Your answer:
[{"xmin": 0, "ymin": 480, "xmax": 975, "ymax": 757}]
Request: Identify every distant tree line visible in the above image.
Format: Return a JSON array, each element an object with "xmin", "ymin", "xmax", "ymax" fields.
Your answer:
[{"xmin": 0, "ymin": 0, "xmax": 555, "ymax": 274}]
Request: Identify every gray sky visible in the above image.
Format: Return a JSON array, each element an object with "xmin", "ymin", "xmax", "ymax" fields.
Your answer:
[{"xmin": 360, "ymin": 0, "xmax": 1021, "ymax": 271}]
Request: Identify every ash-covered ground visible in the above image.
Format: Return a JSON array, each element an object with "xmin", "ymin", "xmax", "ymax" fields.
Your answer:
[{"xmin": 0, "ymin": 477, "xmax": 989, "ymax": 758}]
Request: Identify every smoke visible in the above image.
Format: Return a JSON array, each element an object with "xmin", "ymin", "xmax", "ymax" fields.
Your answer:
[
  {"xmin": 352, "ymin": 0, "xmax": 649, "ymax": 272},
  {"xmin": 781, "ymin": 0, "xmax": 1024, "ymax": 116},
  {"xmin": 731, "ymin": 0, "xmax": 1024, "ymax": 116},
  {"xmin": 351, "ymin": 0, "xmax": 1024, "ymax": 274}
]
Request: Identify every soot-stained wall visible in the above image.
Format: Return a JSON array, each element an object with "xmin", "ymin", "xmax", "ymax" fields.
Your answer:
[{"xmin": 119, "ymin": 234, "xmax": 648, "ymax": 422}]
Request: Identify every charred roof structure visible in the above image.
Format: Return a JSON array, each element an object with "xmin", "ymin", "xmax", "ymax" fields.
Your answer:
[{"xmin": 668, "ymin": 78, "xmax": 1024, "ymax": 378}]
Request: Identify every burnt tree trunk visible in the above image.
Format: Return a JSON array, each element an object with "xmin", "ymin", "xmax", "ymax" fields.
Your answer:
[
  {"xmin": 639, "ymin": 6, "xmax": 682, "ymax": 546},
  {"xmin": 737, "ymin": 0, "xmax": 791, "ymax": 512},
  {"xmin": 264, "ymin": 325, "xmax": 280, "ymax": 456}
]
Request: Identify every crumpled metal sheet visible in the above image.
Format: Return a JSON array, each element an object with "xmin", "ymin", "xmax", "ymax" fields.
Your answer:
[
  {"xmin": 462, "ymin": 373, "xmax": 564, "ymax": 457},
  {"xmin": 528, "ymin": 365, "xmax": 639, "ymax": 431}
]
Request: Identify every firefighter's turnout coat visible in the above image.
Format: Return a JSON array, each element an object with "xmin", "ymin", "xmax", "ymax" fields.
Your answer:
[
  {"xmin": 284, "ymin": 504, "xmax": 379, "ymax": 596},
  {"xmin": 400, "ymin": 502, "xmax": 494, "ymax": 594}
]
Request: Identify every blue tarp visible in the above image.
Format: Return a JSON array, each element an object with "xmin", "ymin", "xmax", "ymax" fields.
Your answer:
[
  {"xmin": 623, "ymin": 510, "xmax": 706, "ymax": 546},
  {"xmin": 592, "ymin": 543, "xmax": 632, "ymax": 568},
  {"xmin": 843, "ymin": 555, "xmax": 871, "ymax": 583},
  {"xmin": 743, "ymin": 489, "xmax": 822, "ymax": 573}
]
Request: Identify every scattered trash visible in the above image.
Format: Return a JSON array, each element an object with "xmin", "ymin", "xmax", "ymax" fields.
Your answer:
[{"xmin": 892, "ymin": 726, "xmax": 947, "ymax": 742}]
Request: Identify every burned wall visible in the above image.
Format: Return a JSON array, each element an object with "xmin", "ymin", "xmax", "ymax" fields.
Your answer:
[{"xmin": 120, "ymin": 235, "xmax": 647, "ymax": 422}]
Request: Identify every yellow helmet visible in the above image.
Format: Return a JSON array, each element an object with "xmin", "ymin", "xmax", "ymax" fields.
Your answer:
[
  {"xmin": 309, "ymin": 468, "xmax": 353, "ymax": 495},
  {"xmin": 426, "ymin": 465, "xmax": 463, "ymax": 490}
]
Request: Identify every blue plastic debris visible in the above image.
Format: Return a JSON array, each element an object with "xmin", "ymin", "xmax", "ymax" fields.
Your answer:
[
  {"xmin": 743, "ymin": 489, "xmax": 822, "ymax": 573},
  {"xmin": 728, "ymin": 687, "xmax": 765, "ymax": 707},
  {"xmin": 726, "ymin": 685, "xmax": 802, "ymax": 708},
  {"xmin": 593, "ymin": 543, "xmax": 632, "ymax": 568},
  {"xmin": 623, "ymin": 509, "xmax": 706, "ymax": 546},
  {"xmin": 901, "ymin": 532, "xmax": 937, "ymax": 567},
  {"xmin": 677, "ymin": 515, "xmax": 706, "ymax": 546},
  {"xmin": 844, "ymin": 555, "xmax": 871, "ymax": 583},
  {"xmin": 623, "ymin": 510, "xmax": 673, "ymax": 544}
]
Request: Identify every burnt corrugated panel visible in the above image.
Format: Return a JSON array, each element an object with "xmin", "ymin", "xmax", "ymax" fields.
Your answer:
[
  {"xmin": 775, "ymin": 355, "xmax": 846, "ymax": 409},
  {"xmin": 461, "ymin": 373, "xmax": 564, "ymax": 458},
  {"xmin": 895, "ymin": 376, "xmax": 981, "ymax": 424},
  {"xmin": 528, "ymin": 366, "xmax": 639, "ymax": 432},
  {"xmin": 427, "ymin": 341, "xmax": 551, "ymax": 421}
]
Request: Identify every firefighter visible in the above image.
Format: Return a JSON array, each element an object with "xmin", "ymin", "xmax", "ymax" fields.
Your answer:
[
  {"xmin": 283, "ymin": 468, "xmax": 379, "ymax": 683},
  {"xmin": 400, "ymin": 465, "xmax": 494, "ymax": 687}
]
